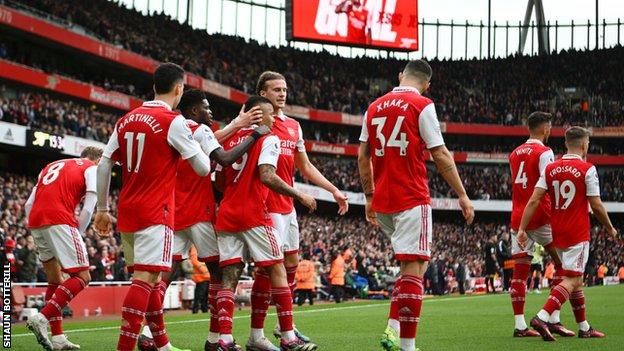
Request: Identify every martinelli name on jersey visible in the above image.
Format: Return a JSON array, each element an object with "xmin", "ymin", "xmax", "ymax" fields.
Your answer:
[{"xmin": 117, "ymin": 113, "xmax": 164, "ymax": 134}]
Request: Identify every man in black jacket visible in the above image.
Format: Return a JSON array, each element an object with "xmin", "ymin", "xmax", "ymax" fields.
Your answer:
[{"xmin": 497, "ymin": 232, "xmax": 513, "ymax": 292}]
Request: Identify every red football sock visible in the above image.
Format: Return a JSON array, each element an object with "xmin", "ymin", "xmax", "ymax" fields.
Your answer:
[
  {"xmin": 45, "ymin": 283, "xmax": 63, "ymax": 336},
  {"xmin": 117, "ymin": 279, "xmax": 152, "ymax": 351},
  {"xmin": 251, "ymin": 271, "xmax": 271, "ymax": 329},
  {"xmin": 397, "ymin": 275, "xmax": 423, "ymax": 339},
  {"xmin": 216, "ymin": 289, "xmax": 235, "ymax": 336},
  {"xmin": 570, "ymin": 290, "xmax": 586, "ymax": 323},
  {"xmin": 145, "ymin": 284, "xmax": 169, "ymax": 347},
  {"xmin": 286, "ymin": 265, "xmax": 298, "ymax": 297},
  {"xmin": 551, "ymin": 268, "xmax": 563, "ymax": 290},
  {"xmin": 41, "ymin": 277, "xmax": 87, "ymax": 324},
  {"xmin": 157, "ymin": 280, "xmax": 169, "ymax": 302},
  {"xmin": 543, "ymin": 284, "xmax": 570, "ymax": 314},
  {"xmin": 510, "ymin": 261, "xmax": 530, "ymax": 316},
  {"xmin": 388, "ymin": 277, "xmax": 402, "ymax": 320},
  {"xmin": 272, "ymin": 287, "xmax": 294, "ymax": 335},
  {"xmin": 208, "ymin": 280, "xmax": 221, "ymax": 334}
]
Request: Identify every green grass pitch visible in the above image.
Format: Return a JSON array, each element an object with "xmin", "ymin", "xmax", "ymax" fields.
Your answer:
[{"xmin": 11, "ymin": 284, "xmax": 624, "ymax": 350}]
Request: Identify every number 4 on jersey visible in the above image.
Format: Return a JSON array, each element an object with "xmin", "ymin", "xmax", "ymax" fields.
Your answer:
[
  {"xmin": 514, "ymin": 161, "xmax": 528, "ymax": 189},
  {"xmin": 371, "ymin": 116, "xmax": 409, "ymax": 156}
]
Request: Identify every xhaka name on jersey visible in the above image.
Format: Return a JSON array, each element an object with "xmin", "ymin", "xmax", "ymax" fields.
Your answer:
[
  {"xmin": 549, "ymin": 165, "xmax": 582, "ymax": 178},
  {"xmin": 118, "ymin": 113, "xmax": 163, "ymax": 134},
  {"xmin": 375, "ymin": 98, "xmax": 410, "ymax": 113}
]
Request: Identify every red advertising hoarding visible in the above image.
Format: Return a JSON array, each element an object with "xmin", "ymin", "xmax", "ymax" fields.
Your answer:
[{"xmin": 286, "ymin": 0, "xmax": 418, "ymax": 51}]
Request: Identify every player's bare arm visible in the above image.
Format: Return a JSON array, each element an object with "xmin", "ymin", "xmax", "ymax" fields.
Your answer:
[
  {"xmin": 588, "ymin": 196, "xmax": 619, "ymax": 239},
  {"xmin": 429, "ymin": 144, "xmax": 475, "ymax": 224},
  {"xmin": 214, "ymin": 105, "xmax": 264, "ymax": 143},
  {"xmin": 357, "ymin": 142, "xmax": 378, "ymax": 226},
  {"xmin": 259, "ymin": 163, "xmax": 317, "ymax": 213},
  {"xmin": 211, "ymin": 125, "xmax": 271, "ymax": 166},
  {"xmin": 294, "ymin": 150, "xmax": 348, "ymax": 215},
  {"xmin": 335, "ymin": 0, "xmax": 351, "ymax": 13},
  {"xmin": 517, "ymin": 187, "xmax": 547, "ymax": 247},
  {"xmin": 95, "ymin": 156, "xmax": 114, "ymax": 237}
]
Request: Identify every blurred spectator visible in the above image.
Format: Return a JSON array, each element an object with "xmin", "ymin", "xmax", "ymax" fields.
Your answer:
[
  {"xmin": 295, "ymin": 252, "xmax": 316, "ymax": 306},
  {"xmin": 329, "ymin": 250, "xmax": 345, "ymax": 303}
]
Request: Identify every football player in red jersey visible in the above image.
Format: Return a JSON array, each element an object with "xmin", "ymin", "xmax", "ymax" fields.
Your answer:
[
  {"xmin": 25, "ymin": 146, "xmax": 102, "ymax": 351},
  {"xmin": 247, "ymin": 71, "xmax": 348, "ymax": 349},
  {"xmin": 335, "ymin": 0, "xmax": 371, "ymax": 45},
  {"xmin": 358, "ymin": 60, "xmax": 474, "ymax": 351},
  {"xmin": 214, "ymin": 95, "xmax": 317, "ymax": 351},
  {"xmin": 508, "ymin": 112, "xmax": 573, "ymax": 337},
  {"xmin": 519, "ymin": 126, "xmax": 619, "ymax": 341},
  {"xmin": 95, "ymin": 63, "xmax": 215, "ymax": 351},
  {"xmin": 137, "ymin": 89, "xmax": 268, "ymax": 351}
]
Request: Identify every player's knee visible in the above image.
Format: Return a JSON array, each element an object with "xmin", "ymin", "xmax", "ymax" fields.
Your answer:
[
  {"xmin": 284, "ymin": 253, "xmax": 299, "ymax": 267},
  {"xmin": 74, "ymin": 270, "xmax": 91, "ymax": 285},
  {"xmin": 265, "ymin": 263, "xmax": 287, "ymax": 281},
  {"xmin": 221, "ymin": 263, "xmax": 244, "ymax": 290}
]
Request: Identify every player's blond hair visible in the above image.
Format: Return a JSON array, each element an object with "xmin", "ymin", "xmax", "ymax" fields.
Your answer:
[
  {"xmin": 256, "ymin": 71, "xmax": 286, "ymax": 94},
  {"xmin": 565, "ymin": 126, "xmax": 590, "ymax": 147},
  {"xmin": 80, "ymin": 146, "xmax": 103, "ymax": 161}
]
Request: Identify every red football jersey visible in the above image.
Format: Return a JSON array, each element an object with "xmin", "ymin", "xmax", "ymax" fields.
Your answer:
[
  {"xmin": 28, "ymin": 158, "xmax": 96, "ymax": 229},
  {"xmin": 346, "ymin": 5, "xmax": 369, "ymax": 43},
  {"xmin": 103, "ymin": 100, "xmax": 201, "ymax": 232},
  {"xmin": 265, "ymin": 114, "xmax": 305, "ymax": 214},
  {"xmin": 174, "ymin": 121, "xmax": 221, "ymax": 231},
  {"xmin": 215, "ymin": 129, "xmax": 280, "ymax": 233},
  {"xmin": 536, "ymin": 154, "xmax": 600, "ymax": 248},
  {"xmin": 509, "ymin": 140, "xmax": 554, "ymax": 230},
  {"xmin": 360, "ymin": 87, "xmax": 445, "ymax": 214}
]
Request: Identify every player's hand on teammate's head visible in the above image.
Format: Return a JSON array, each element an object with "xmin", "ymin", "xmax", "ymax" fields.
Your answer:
[
  {"xmin": 237, "ymin": 104, "xmax": 263, "ymax": 127},
  {"xmin": 332, "ymin": 189, "xmax": 349, "ymax": 215},
  {"xmin": 365, "ymin": 200, "xmax": 379, "ymax": 227},
  {"xmin": 459, "ymin": 195, "xmax": 475, "ymax": 225},
  {"xmin": 94, "ymin": 211, "xmax": 113, "ymax": 237},
  {"xmin": 298, "ymin": 193, "xmax": 317, "ymax": 213},
  {"xmin": 255, "ymin": 125, "xmax": 271, "ymax": 136}
]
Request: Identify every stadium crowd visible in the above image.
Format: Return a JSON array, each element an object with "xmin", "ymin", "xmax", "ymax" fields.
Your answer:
[
  {"xmin": 2, "ymin": 171, "xmax": 622, "ymax": 297},
  {"xmin": 4, "ymin": 0, "xmax": 624, "ymax": 126}
]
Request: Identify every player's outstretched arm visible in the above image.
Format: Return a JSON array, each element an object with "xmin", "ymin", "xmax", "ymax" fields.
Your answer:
[
  {"xmin": 430, "ymin": 145, "xmax": 474, "ymax": 224},
  {"xmin": 24, "ymin": 186, "xmax": 36, "ymax": 220},
  {"xmin": 295, "ymin": 150, "xmax": 348, "ymax": 215},
  {"xmin": 211, "ymin": 125, "xmax": 270, "ymax": 166},
  {"xmin": 95, "ymin": 156, "xmax": 114, "ymax": 237},
  {"xmin": 78, "ymin": 192, "xmax": 97, "ymax": 234},
  {"xmin": 588, "ymin": 196, "xmax": 618, "ymax": 239},
  {"xmin": 214, "ymin": 105, "xmax": 263, "ymax": 143},
  {"xmin": 357, "ymin": 142, "xmax": 378, "ymax": 226},
  {"xmin": 259, "ymin": 164, "xmax": 316, "ymax": 213}
]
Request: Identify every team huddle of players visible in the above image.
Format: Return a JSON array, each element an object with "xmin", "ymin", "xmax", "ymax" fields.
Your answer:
[{"xmin": 22, "ymin": 59, "xmax": 617, "ymax": 351}]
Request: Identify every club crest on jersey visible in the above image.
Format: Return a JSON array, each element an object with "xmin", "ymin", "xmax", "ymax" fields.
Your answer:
[{"xmin": 287, "ymin": 127, "xmax": 296, "ymax": 137}]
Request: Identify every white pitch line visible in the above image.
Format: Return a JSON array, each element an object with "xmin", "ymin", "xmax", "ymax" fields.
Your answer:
[{"xmin": 14, "ymin": 293, "xmax": 491, "ymax": 338}]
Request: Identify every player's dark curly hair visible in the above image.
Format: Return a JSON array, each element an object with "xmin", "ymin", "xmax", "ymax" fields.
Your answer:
[
  {"xmin": 244, "ymin": 95, "xmax": 273, "ymax": 112},
  {"xmin": 527, "ymin": 111, "xmax": 552, "ymax": 131},
  {"xmin": 153, "ymin": 62, "xmax": 185, "ymax": 94},
  {"xmin": 178, "ymin": 89, "xmax": 206, "ymax": 114}
]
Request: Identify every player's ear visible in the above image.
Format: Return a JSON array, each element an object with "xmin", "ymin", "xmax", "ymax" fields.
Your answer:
[{"xmin": 398, "ymin": 72, "xmax": 404, "ymax": 83}]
